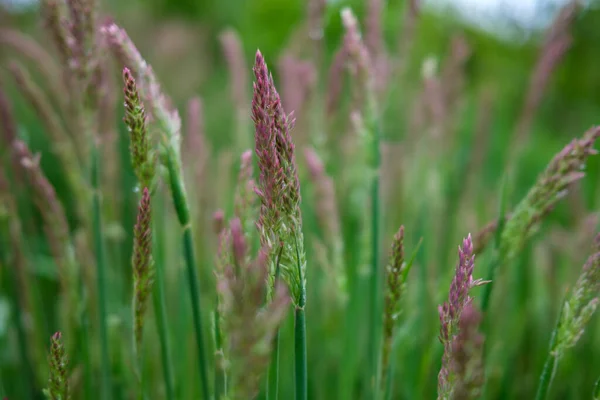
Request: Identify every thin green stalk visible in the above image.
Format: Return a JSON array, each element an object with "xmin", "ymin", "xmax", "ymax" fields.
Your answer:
[
  {"xmin": 384, "ymin": 358, "xmax": 395, "ymax": 400},
  {"xmin": 183, "ymin": 227, "xmax": 210, "ymax": 399},
  {"xmin": 593, "ymin": 376, "xmax": 600, "ymax": 399},
  {"xmin": 295, "ymin": 239, "xmax": 307, "ymax": 400},
  {"xmin": 535, "ymin": 338, "xmax": 559, "ymax": 400},
  {"xmin": 267, "ymin": 327, "xmax": 281, "ymax": 400},
  {"xmin": 152, "ymin": 196, "xmax": 175, "ymax": 400},
  {"xmin": 295, "ymin": 307, "xmax": 307, "ymax": 400},
  {"xmin": 214, "ymin": 298, "xmax": 225, "ymax": 400},
  {"xmin": 267, "ymin": 248, "xmax": 283, "ymax": 400},
  {"xmin": 535, "ymin": 296, "xmax": 566, "ymax": 400},
  {"xmin": 92, "ymin": 145, "xmax": 111, "ymax": 399},
  {"xmin": 0, "ymin": 224, "xmax": 34, "ymax": 399},
  {"xmin": 165, "ymin": 149, "xmax": 210, "ymax": 399},
  {"xmin": 77, "ymin": 269, "xmax": 93, "ymax": 399},
  {"xmin": 367, "ymin": 115, "xmax": 382, "ymax": 397}
]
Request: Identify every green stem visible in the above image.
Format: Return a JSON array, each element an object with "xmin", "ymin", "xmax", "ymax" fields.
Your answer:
[
  {"xmin": 267, "ymin": 329, "xmax": 281, "ymax": 400},
  {"xmin": 294, "ymin": 238, "xmax": 307, "ymax": 400},
  {"xmin": 383, "ymin": 357, "xmax": 395, "ymax": 400},
  {"xmin": 295, "ymin": 306, "xmax": 307, "ymax": 400},
  {"xmin": 0, "ymin": 223, "xmax": 34, "ymax": 399},
  {"xmin": 92, "ymin": 146, "xmax": 111, "ymax": 399},
  {"xmin": 535, "ymin": 301, "xmax": 563, "ymax": 400},
  {"xmin": 535, "ymin": 353, "xmax": 558, "ymax": 400},
  {"xmin": 78, "ymin": 269, "xmax": 93, "ymax": 399},
  {"xmin": 152, "ymin": 202, "xmax": 175, "ymax": 400},
  {"xmin": 267, "ymin": 248, "xmax": 283, "ymax": 400},
  {"xmin": 165, "ymin": 150, "xmax": 210, "ymax": 399},
  {"xmin": 214, "ymin": 299, "xmax": 225, "ymax": 400},
  {"xmin": 183, "ymin": 227, "xmax": 210, "ymax": 399},
  {"xmin": 593, "ymin": 376, "xmax": 600, "ymax": 399},
  {"xmin": 367, "ymin": 113, "xmax": 382, "ymax": 397}
]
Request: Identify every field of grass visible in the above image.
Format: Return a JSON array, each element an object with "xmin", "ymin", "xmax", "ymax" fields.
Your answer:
[{"xmin": 2, "ymin": 0, "xmax": 600, "ymax": 399}]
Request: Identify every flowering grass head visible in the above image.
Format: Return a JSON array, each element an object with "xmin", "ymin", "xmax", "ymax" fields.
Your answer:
[
  {"xmin": 218, "ymin": 217, "xmax": 290, "ymax": 399},
  {"xmin": 252, "ymin": 50, "xmax": 306, "ymax": 307},
  {"xmin": 438, "ymin": 235, "xmax": 487, "ymax": 399}
]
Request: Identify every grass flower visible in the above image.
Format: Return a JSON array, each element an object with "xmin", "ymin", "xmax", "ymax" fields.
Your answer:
[
  {"xmin": 234, "ymin": 150, "xmax": 257, "ymax": 237},
  {"xmin": 131, "ymin": 188, "xmax": 155, "ymax": 361},
  {"xmin": 449, "ymin": 304, "xmax": 485, "ymax": 400},
  {"xmin": 13, "ymin": 141, "xmax": 80, "ymax": 344},
  {"xmin": 438, "ymin": 235, "xmax": 487, "ymax": 400},
  {"xmin": 341, "ymin": 8, "xmax": 383, "ymax": 392},
  {"xmin": 535, "ymin": 233, "xmax": 600, "ymax": 400},
  {"xmin": 501, "ymin": 127, "xmax": 600, "ymax": 261},
  {"xmin": 510, "ymin": 0, "xmax": 580, "ymax": 154},
  {"xmin": 122, "ymin": 64, "xmax": 174, "ymax": 398},
  {"xmin": 217, "ymin": 218, "xmax": 290, "ymax": 399},
  {"xmin": 480, "ymin": 127, "xmax": 600, "ymax": 312},
  {"xmin": 43, "ymin": 332, "xmax": 70, "ymax": 400},
  {"xmin": 252, "ymin": 50, "xmax": 306, "ymax": 304},
  {"xmin": 378, "ymin": 227, "xmax": 421, "ymax": 397},
  {"xmin": 252, "ymin": 49, "xmax": 308, "ymax": 399},
  {"xmin": 219, "ymin": 29, "xmax": 251, "ymax": 152},
  {"xmin": 105, "ymin": 21, "xmax": 210, "ymax": 397},
  {"xmin": 123, "ymin": 67, "xmax": 156, "ymax": 191},
  {"xmin": 378, "ymin": 226, "xmax": 407, "ymax": 396},
  {"xmin": 303, "ymin": 147, "xmax": 345, "ymax": 300}
]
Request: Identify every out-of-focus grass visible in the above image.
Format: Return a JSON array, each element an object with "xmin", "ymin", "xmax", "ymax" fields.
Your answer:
[{"xmin": 1, "ymin": 0, "xmax": 600, "ymax": 399}]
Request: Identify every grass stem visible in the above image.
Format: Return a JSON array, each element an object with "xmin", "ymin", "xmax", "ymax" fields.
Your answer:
[
  {"xmin": 535, "ymin": 351, "xmax": 558, "ymax": 400},
  {"xmin": 295, "ymin": 307, "xmax": 307, "ymax": 400},
  {"xmin": 214, "ymin": 299, "xmax": 225, "ymax": 400},
  {"xmin": 152, "ymin": 198, "xmax": 175, "ymax": 400},
  {"xmin": 182, "ymin": 227, "xmax": 210, "ymax": 399},
  {"xmin": 92, "ymin": 145, "xmax": 111, "ymax": 399},
  {"xmin": 165, "ymin": 147, "xmax": 210, "ymax": 399},
  {"xmin": 267, "ymin": 248, "xmax": 283, "ymax": 400},
  {"xmin": 295, "ymin": 239, "xmax": 307, "ymax": 400},
  {"xmin": 367, "ymin": 103, "xmax": 382, "ymax": 397}
]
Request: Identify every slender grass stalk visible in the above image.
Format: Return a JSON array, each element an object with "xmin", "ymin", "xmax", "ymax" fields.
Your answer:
[
  {"xmin": 180, "ymin": 221, "xmax": 210, "ymax": 400},
  {"xmin": 0, "ymin": 207, "xmax": 35, "ymax": 399},
  {"xmin": 267, "ymin": 249, "xmax": 283, "ymax": 400},
  {"xmin": 535, "ymin": 234, "xmax": 600, "ymax": 400},
  {"xmin": 92, "ymin": 145, "xmax": 111, "ymax": 399},
  {"xmin": 593, "ymin": 376, "xmax": 600, "ymax": 399},
  {"xmin": 267, "ymin": 321, "xmax": 281, "ymax": 400},
  {"xmin": 214, "ymin": 298, "xmax": 225, "ymax": 400},
  {"xmin": 77, "ymin": 275, "xmax": 93, "ymax": 399},
  {"xmin": 535, "ymin": 308, "xmax": 562, "ymax": 400},
  {"xmin": 368, "ymin": 161, "xmax": 381, "ymax": 392},
  {"xmin": 294, "ymin": 237, "xmax": 307, "ymax": 400},
  {"xmin": 295, "ymin": 307, "xmax": 307, "ymax": 400},
  {"xmin": 152, "ymin": 193, "xmax": 175, "ymax": 400},
  {"xmin": 339, "ymin": 8, "xmax": 382, "ymax": 392},
  {"xmin": 168, "ymin": 152, "xmax": 210, "ymax": 397},
  {"xmin": 103, "ymin": 24, "xmax": 211, "ymax": 395}
]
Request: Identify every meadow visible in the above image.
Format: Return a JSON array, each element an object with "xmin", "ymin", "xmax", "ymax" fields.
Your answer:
[{"xmin": 1, "ymin": 0, "xmax": 600, "ymax": 399}]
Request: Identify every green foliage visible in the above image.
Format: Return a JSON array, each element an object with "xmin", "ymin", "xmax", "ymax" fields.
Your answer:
[{"xmin": 2, "ymin": 1, "xmax": 600, "ymax": 399}]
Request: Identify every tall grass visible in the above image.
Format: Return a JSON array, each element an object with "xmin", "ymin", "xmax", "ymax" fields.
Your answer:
[{"xmin": 2, "ymin": 0, "xmax": 600, "ymax": 399}]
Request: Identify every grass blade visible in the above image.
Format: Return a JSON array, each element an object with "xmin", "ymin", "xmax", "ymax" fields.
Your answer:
[{"xmin": 92, "ymin": 145, "xmax": 112, "ymax": 399}]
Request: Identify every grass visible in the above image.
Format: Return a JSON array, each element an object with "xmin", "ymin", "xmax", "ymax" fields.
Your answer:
[{"xmin": 2, "ymin": 0, "xmax": 600, "ymax": 399}]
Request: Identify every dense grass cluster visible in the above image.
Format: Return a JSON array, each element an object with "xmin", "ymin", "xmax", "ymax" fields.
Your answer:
[{"xmin": 1, "ymin": 0, "xmax": 600, "ymax": 399}]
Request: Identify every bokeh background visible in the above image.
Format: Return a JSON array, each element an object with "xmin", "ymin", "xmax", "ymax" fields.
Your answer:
[{"xmin": 2, "ymin": 0, "xmax": 600, "ymax": 399}]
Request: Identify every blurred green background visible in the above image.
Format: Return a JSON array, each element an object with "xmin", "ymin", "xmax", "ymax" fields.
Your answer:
[{"xmin": 2, "ymin": 0, "xmax": 600, "ymax": 399}]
